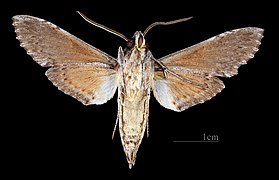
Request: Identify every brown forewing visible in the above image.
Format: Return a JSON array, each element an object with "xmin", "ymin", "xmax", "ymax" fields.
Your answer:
[
  {"xmin": 158, "ymin": 27, "xmax": 264, "ymax": 77},
  {"xmin": 12, "ymin": 15, "xmax": 117, "ymax": 67},
  {"xmin": 13, "ymin": 15, "xmax": 119, "ymax": 105}
]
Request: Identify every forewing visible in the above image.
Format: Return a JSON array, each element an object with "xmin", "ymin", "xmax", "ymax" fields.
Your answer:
[
  {"xmin": 13, "ymin": 15, "xmax": 119, "ymax": 105},
  {"xmin": 158, "ymin": 27, "xmax": 264, "ymax": 77},
  {"xmin": 152, "ymin": 70, "xmax": 224, "ymax": 112},
  {"xmin": 46, "ymin": 63, "xmax": 117, "ymax": 105},
  {"xmin": 152, "ymin": 27, "xmax": 263, "ymax": 111},
  {"xmin": 12, "ymin": 15, "xmax": 117, "ymax": 67}
]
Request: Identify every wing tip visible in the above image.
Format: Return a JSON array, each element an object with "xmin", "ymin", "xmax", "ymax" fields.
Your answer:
[
  {"xmin": 245, "ymin": 27, "xmax": 264, "ymax": 40},
  {"xmin": 12, "ymin": 15, "xmax": 35, "ymax": 25}
]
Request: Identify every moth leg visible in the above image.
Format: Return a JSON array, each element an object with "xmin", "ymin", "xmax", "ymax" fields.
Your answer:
[
  {"xmin": 121, "ymin": 68, "xmax": 127, "ymax": 95},
  {"xmin": 117, "ymin": 47, "xmax": 127, "ymax": 95},
  {"xmin": 116, "ymin": 63, "xmax": 127, "ymax": 96},
  {"xmin": 144, "ymin": 91, "xmax": 150, "ymax": 138},
  {"xmin": 112, "ymin": 116, "xmax": 119, "ymax": 140},
  {"xmin": 146, "ymin": 118, "xmax": 149, "ymax": 138},
  {"xmin": 153, "ymin": 59, "xmax": 207, "ymax": 89},
  {"xmin": 120, "ymin": 68, "xmax": 127, "ymax": 96},
  {"xmin": 153, "ymin": 59, "xmax": 168, "ymax": 78}
]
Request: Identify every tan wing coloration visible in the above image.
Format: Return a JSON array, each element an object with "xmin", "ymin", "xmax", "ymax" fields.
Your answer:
[
  {"xmin": 12, "ymin": 15, "xmax": 118, "ymax": 105},
  {"xmin": 46, "ymin": 63, "xmax": 117, "ymax": 105},
  {"xmin": 158, "ymin": 28, "xmax": 263, "ymax": 77},
  {"xmin": 153, "ymin": 27, "xmax": 263, "ymax": 111},
  {"xmin": 153, "ymin": 70, "xmax": 224, "ymax": 111},
  {"xmin": 12, "ymin": 15, "xmax": 117, "ymax": 67}
]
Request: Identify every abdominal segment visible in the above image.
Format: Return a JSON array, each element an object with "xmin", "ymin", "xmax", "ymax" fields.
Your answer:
[{"xmin": 118, "ymin": 95, "xmax": 149, "ymax": 168}]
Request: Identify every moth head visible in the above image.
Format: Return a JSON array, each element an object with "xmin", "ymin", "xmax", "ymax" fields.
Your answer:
[{"xmin": 127, "ymin": 31, "xmax": 146, "ymax": 51}]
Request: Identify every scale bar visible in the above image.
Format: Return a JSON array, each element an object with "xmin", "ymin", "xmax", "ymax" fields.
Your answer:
[{"xmin": 173, "ymin": 140, "xmax": 219, "ymax": 143}]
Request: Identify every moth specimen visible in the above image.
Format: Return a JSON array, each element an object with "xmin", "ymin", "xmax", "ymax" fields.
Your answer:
[{"xmin": 12, "ymin": 12, "xmax": 263, "ymax": 169}]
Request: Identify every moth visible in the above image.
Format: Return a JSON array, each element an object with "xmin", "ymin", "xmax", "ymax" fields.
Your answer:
[{"xmin": 12, "ymin": 12, "xmax": 263, "ymax": 169}]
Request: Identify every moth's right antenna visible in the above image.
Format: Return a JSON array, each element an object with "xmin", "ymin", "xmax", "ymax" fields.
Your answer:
[
  {"xmin": 77, "ymin": 11, "xmax": 129, "ymax": 42},
  {"xmin": 143, "ymin": 17, "xmax": 193, "ymax": 36}
]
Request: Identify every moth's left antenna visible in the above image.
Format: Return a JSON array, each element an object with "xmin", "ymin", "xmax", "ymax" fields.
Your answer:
[
  {"xmin": 77, "ymin": 11, "xmax": 129, "ymax": 42},
  {"xmin": 143, "ymin": 17, "xmax": 193, "ymax": 36}
]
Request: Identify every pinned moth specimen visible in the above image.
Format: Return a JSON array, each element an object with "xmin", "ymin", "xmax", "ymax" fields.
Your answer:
[{"xmin": 12, "ymin": 12, "xmax": 263, "ymax": 168}]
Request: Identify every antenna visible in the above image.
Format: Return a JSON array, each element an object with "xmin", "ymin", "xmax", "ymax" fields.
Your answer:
[
  {"xmin": 143, "ymin": 17, "xmax": 193, "ymax": 36},
  {"xmin": 77, "ymin": 11, "xmax": 129, "ymax": 42}
]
